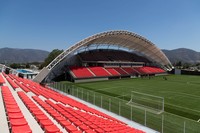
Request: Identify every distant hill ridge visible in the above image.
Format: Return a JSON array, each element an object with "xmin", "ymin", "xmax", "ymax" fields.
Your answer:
[
  {"xmin": 0, "ymin": 47, "xmax": 199, "ymax": 64},
  {"xmin": 0, "ymin": 47, "xmax": 49, "ymax": 63},
  {"xmin": 162, "ymin": 48, "xmax": 200, "ymax": 64}
]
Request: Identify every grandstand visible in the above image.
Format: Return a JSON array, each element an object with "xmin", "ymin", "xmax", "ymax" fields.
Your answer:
[
  {"xmin": 34, "ymin": 30, "xmax": 172, "ymax": 83},
  {"xmin": 67, "ymin": 49, "xmax": 166, "ymax": 81},
  {"xmin": 0, "ymin": 72, "xmax": 156, "ymax": 133},
  {"xmin": 0, "ymin": 30, "xmax": 174, "ymax": 133},
  {"xmin": 62, "ymin": 48, "xmax": 168, "ymax": 82}
]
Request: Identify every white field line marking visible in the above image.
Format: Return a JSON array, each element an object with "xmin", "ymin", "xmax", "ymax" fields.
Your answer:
[
  {"xmin": 114, "ymin": 94, "xmax": 129, "ymax": 98},
  {"xmin": 166, "ymin": 103, "xmax": 200, "ymax": 113},
  {"xmin": 160, "ymin": 91, "xmax": 200, "ymax": 99},
  {"xmin": 95, "ymin": 84, "xmax": 128, "ymax": 91}
]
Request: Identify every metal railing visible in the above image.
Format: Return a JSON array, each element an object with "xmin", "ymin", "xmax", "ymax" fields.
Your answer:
[{"xmin": 49, "ymin": 82, "xmax": 200, "ymax": 133}]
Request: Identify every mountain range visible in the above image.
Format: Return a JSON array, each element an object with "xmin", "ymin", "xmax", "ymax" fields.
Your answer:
[
  {"xmin": 162, "ymin": 48, "xmax": 200, "ymax": 64},
  {"xmin": 0, "ymin": 48, "xmax": 49, "ymax": 64},
  {"xmin": 0, "ymin": 47, "xmax": 200, "ymax": 64}
]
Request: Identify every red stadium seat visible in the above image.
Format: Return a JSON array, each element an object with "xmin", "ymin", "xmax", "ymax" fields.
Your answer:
[
  {"xmin": 105, "ymin": 68, "xmax": 120, "ymax": 76},
  {"xmin": 40, "ymin": 119, "xmax": 54, "ymax": 128},
  {"xmin": 3, "ymin": 73, "xmax": 146, "ymax": 133},
  {"xmin": 122, "ymin": 67, "xmax": 138, "ymax": 75},
  {"xmin": 69, "ymin": 66, "xmax": 94, "ymax": 78},
  {"xmin": 12, "ymin": 125, "xmax": 32, "ymax": 133},
  {"xmin": 8, "ymin": 112, "xmax": 24, "ymax": 119},
  {"xmin": 6, "ymin": 77, "xmax": 19, "ymax": 89},
  {"xmin": 10, "ymin": 118, "xmax": 28, "ymax": 126},
  {"xmin": 85, "ymin": 129, "xmax": 96, "ymax": 133},
  {"xmin": 65, "ymin": 125, "xmax": 78, "ymax": 132},
  {"xmin": 59, "ymin": 120, "xmax": 71, "ymax": 128},
  {"xmin": 88, "ymin": 66, "xmax": 111, "ymax": 77},
  {"xmin": 44, "ymin": 124, "xmax": 60, "ymax": 133},
  {"xmin": 114, "ymin": 67, "xmax": 128, "ymax": 75},
  {"xmin": 0, "ymin": 74, "xmax": 5, "ymax": 84}
]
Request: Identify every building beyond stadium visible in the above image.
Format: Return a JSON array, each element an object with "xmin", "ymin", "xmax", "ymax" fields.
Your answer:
[{"xmin": 34, "ymin": 30, "xmax": 173, "ymax": 83}]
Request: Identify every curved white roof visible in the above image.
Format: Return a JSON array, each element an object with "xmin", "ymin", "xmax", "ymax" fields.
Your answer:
[
  {"xmin": 34, "ymin": 30, "xmax": 173, "ymax": 83},
  {"xmin": 47, "ymin": 30, "xmax": 172, "ymax": 70}
]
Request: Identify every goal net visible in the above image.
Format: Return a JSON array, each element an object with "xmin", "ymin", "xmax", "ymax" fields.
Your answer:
[{"xmin": 127, "ymin": 91, "xmax": 164, "ymax": 114}]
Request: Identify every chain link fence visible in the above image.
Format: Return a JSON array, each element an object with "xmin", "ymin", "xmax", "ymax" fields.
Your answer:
[{"xmin": 49, "ymin": 82, "xmax": 200, "ymax": 133}]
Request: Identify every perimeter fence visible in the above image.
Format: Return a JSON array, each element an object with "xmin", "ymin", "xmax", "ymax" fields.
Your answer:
[{"xmin": 49, "ymin": 82, "xmax": 200, "ymax": 133}]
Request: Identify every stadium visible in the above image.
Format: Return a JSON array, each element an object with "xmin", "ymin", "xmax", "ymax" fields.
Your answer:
[
  {"xmin": 1, "ymin": 30, "xmax": 200, "ymax": 133},
  {"xmin": 34, "ymin": 30, "xmax": 173, "ymax": 83}
]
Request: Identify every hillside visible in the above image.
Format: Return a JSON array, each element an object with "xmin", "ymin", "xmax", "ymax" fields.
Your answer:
[
  {"xmin": 0, "ymin": 48, "xmax": 49, "ymax": 63},
  {"xmin": 0, "ymin": 47, "xmax": 199, "ymax": 64},
  {"xmin": 162, "ymin": 48, "xmax": 200, "ymax": 64}
]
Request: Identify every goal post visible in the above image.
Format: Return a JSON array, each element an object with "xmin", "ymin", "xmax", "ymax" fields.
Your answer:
[{"xmin": 127, "ymin": 91, "xmax": 164, "ymax": 114}]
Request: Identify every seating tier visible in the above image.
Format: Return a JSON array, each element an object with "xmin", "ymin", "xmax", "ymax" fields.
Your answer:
[
  {"xmin": 88, "ymin": 66, "xmax": 111, "ymax": 77},
  {"xmin": 2, "ymin": 73, "xmax": 145, "ymax": 133},
  {"xmin": 114, "ymin": 67, "xmax": 128, "ymax": 75},
  {"xmin": 69, "ymin": 66, "xmax": 165, "ymax": 79},
  {"xmin": 69, "ymin": 66, "xmax": 94, "ymax": 78},
  {"xmin": 105, "ymin": 68, "xmax": 120, "ymax": 76},
  {"xmin": 1, "ymin": 86, "xmax": 32, "ymax": 133}
]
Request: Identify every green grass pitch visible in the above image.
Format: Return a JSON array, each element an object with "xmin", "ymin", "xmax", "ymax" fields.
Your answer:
[{"xmin": 56, "ymin": 75, "xmax": 200, "ymax": 133}]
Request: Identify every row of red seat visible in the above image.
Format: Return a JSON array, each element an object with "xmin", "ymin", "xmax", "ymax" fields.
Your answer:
[
  {"xmin": 33, "ymin": 96, "xmax": 83, "ymax": 133},
  {"xmin": 6, "ymin": 74, "xmax": 115, "ymax": 122},
  {"xmin": 5, "ymin": 77, "xmax": 19, "ymax": 89},
  {"xmin": 48, "ymin": 100, "xmax": 144, "ymax": 133},
  {"xmin": 134, "ymin": 66, "xmax": 165, "ymax": 75},
  {"xmin": 69, "ymin": 66, "xmax": 94, "ymax": 78},
  {"xmin": 0, "ymin": 74, "xmax": 5, "ymax": 84},
  {"xmin": 17, "ymin": 91, "xmax": 62, "ymax": 133},
  {"xmin": 1, "ymin": 86, "xmax": 32, "ymax": 133},
  {"xmin": 70, "ymin": 66, "xmax": 165, "ymax": 78},
  {"xmin": 6, "ymin": 74, "xmax": 111, "ymax": 118},
  {"xmin": 106, "ymin": 68, "xmax": 120, "ymax": 76},
  {"xmin": 5, "ymin": 73, "xmax": 145, "ymax": 133},
  {"xmin": 89, "ymin": 67, "xmax": 111, "ymax": 77},
  {"xmin": 9, "ymin": 74, "xmax": 126, "ymax": 124}
]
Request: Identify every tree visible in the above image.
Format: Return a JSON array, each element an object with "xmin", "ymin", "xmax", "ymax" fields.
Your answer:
[
  {"xmin": 176, "ymin": 61, "xmax": 182, "ymax": 67},
  {"xmin": 25, "ymin": 63, "xmax": 30, "ymax": 68},
  {"xmin": 10, "ymin": 63, "xmax": 20, "ymax": 69},
  {"xmin": 40, "ymin": 49, "xmax": 63, "ymax": 69},
  {"xmin": 182, "ymin": 63, "xmax": 190, "ymax": 69}
]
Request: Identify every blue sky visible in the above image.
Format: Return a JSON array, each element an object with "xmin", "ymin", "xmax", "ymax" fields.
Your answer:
[{"xmin": 0, "ymin": 0, "xmax": 200, "ymax": 51}]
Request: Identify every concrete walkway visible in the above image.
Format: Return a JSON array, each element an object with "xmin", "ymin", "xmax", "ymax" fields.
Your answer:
[{"xmin": 0, "ymin": 77, "xmax": 10, "ymax": 133}]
